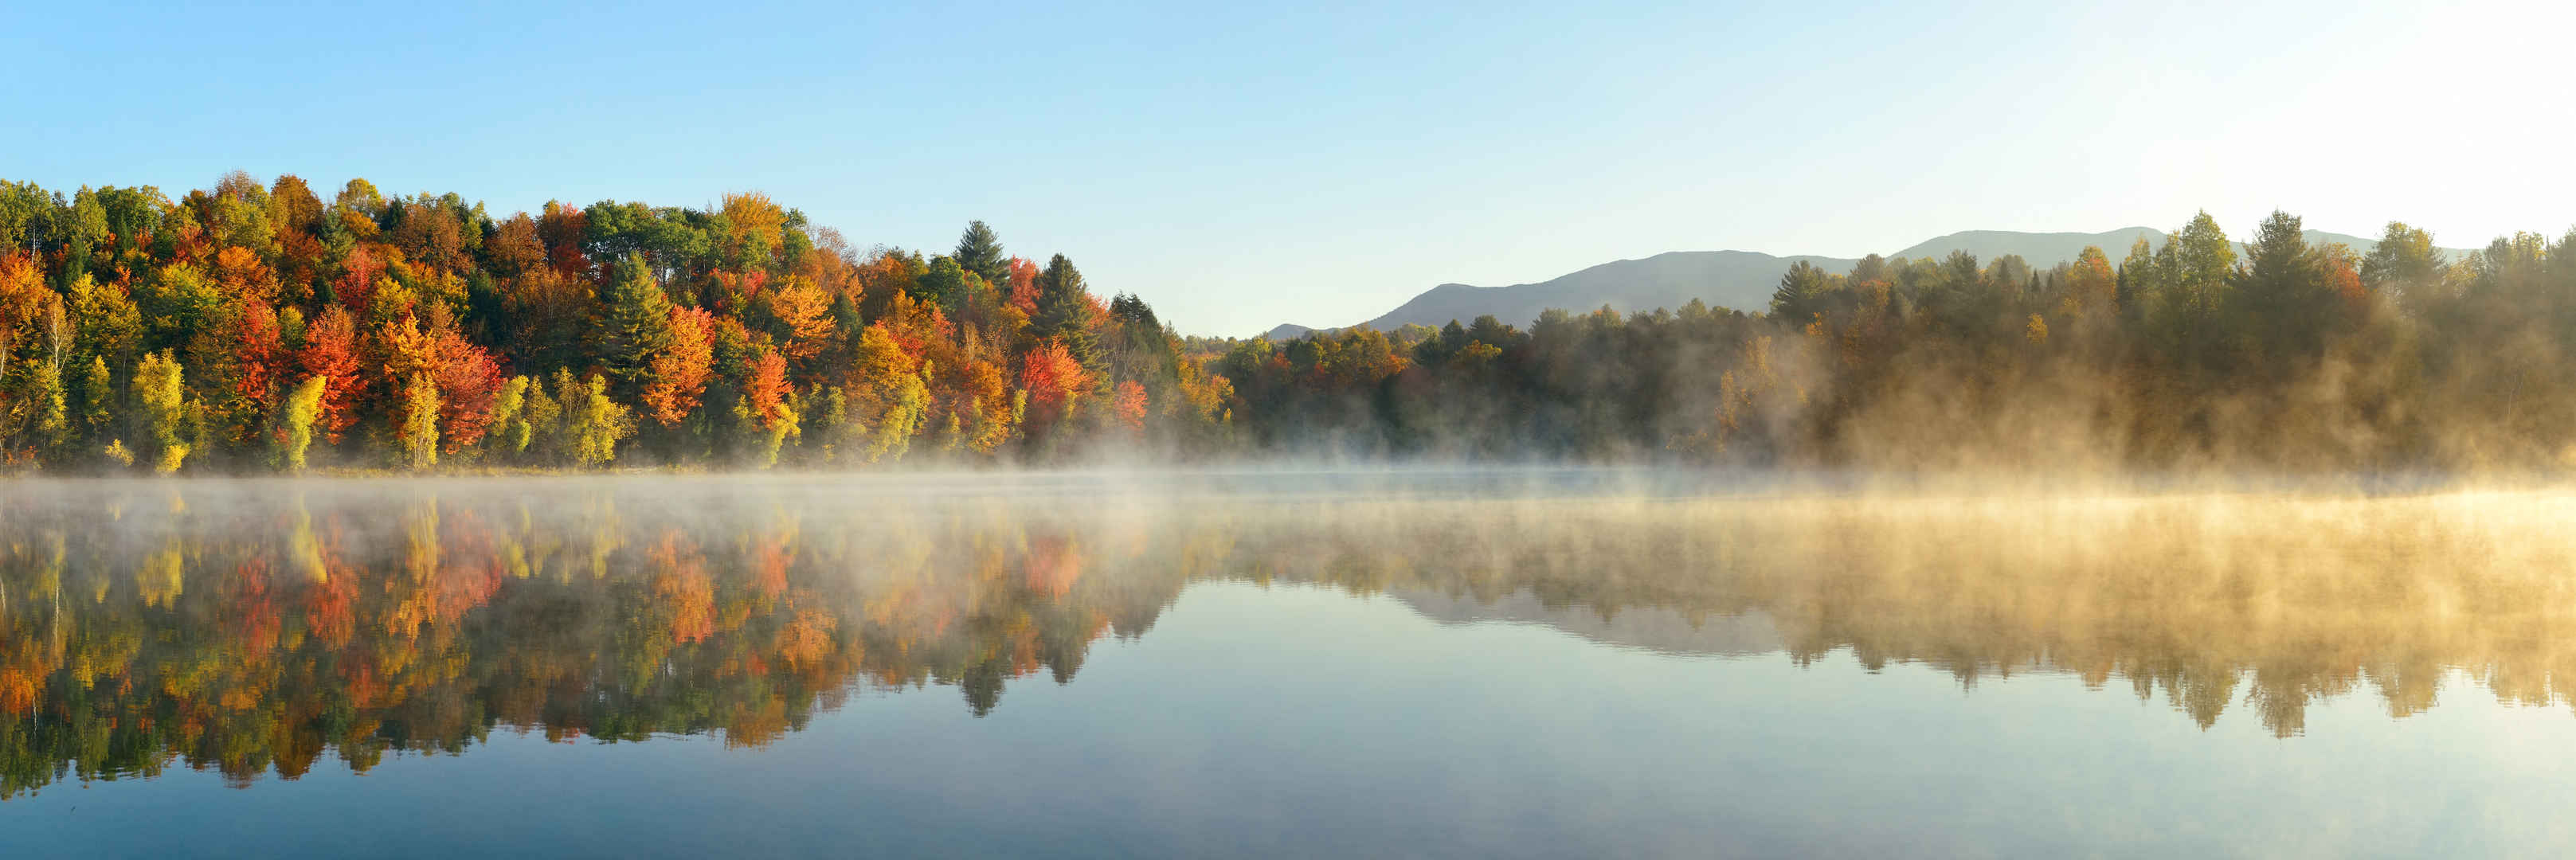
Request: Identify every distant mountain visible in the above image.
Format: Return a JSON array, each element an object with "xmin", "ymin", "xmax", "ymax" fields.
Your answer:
[
  {"xmin": 1889, "ymin": 228, "xmax": 2166, "ymax": 268},
  {"xmin": 1261, "ymin": 227, "xmax": 2441, "ymax": 339},
  {"xmin": 1390, "ymin": 589, "xmax": 1782, "ymax": 659},
  {"xmin": 1261, "ymin": 322, "xmax": 1317, "ymax": 342}
]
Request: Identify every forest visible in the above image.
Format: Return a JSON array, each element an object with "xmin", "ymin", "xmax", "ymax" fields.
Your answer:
[{"xmin": 2, "ymin": 171, "xmax": 2573, "ymax": 472}]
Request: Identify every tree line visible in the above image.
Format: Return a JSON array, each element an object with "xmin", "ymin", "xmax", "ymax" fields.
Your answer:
[
  {"xmin": 1219, "ymin": 211, "xmax": 2576, "ymax": 471},
  {"xmin": 0, "ymin": 173, "xmax": 1231, "ymax": 472},
  {"xmin": 2, "ymin": 171, "xmax": 2572, "ymax": 472}
]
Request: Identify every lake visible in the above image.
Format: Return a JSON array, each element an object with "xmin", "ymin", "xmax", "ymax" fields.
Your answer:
[{"xmin": 3, "ymin": 471, "xmax": 2574, "ymax": 858}]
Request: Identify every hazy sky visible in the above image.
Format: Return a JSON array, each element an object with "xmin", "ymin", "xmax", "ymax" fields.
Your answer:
[{"xmin": 5, "ymin": 1, "xmax": 2569, "ymax": 334}]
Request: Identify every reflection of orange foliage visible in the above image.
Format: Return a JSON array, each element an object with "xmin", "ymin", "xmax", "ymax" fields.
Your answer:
[
  {"xmin": 753, "ymin": 532, "xmax": 793, "ymax": 598},
  {"xmin": 219, "ymin": 686, "xmax": 262, "ymax": 712},
  {"xmin": 1009, "ymin": 618, "xmax": 1046, "ymax": 678},
  {"xmin": 0, "ymin": 487, "xmax": 1154, "ymax": 795},
  {"xmin": 776, "ymin": 607, "xmax": 836, "ymax": 670},
  {"xmin": 343, "ymin": 664, "xmax": 389, "ymax": 710},
  {"xmin": 227, "ymin": 561, "xmax": 282, "ymax": 660},
  {"xmin": 652, "ymin": 533, "xmax": 716, "ymax": 643},
  {"xmin": 304, "ymin": 557, "xmax": 358, "ymax": 647},
  {"xmin": 381, "ymin": 507, "xmax": 504, "ymax": 639},
  {"xmin": 437, "ymin": 512, "xmax": 506, "ymax": 617},
  {"xmin": 1025, "ymin": 535, "xmax": 1084, "ymax": 597},
  {"xmin": 0, "ymin": 665, "xmax": 37, "ymax": 716},
  {"xmin": 721, "ymin": 698, "xmax": 790, "ymax": 749}
]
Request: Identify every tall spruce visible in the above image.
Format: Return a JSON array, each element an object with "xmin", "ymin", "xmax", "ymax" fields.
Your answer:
[
  {"xmin": 596, "ymin": 252, "xmax": 674, "ymax": 397},
  {"xmin": 1031, "ymin": 253, "xmax": 1094, "ymax": 362},
  {"xmin": 953, "ymin": 220, "xmax": 1007, "ymax": 284}
]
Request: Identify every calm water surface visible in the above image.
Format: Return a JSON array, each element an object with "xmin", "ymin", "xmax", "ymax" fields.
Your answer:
[{"xmin": 4, "ymin": 471, "xmax": 2575, "ymax": 858}]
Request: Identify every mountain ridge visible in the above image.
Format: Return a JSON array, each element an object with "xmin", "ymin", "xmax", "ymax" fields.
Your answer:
[{"xmin": 1261, "ymin": 227, "xmax": 2445, "ymax": 340}]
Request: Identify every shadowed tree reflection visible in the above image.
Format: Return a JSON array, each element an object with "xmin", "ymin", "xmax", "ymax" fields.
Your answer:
[{"xmin": 7, "ymin": 477, "xmax": 2576, "ymax": 796}]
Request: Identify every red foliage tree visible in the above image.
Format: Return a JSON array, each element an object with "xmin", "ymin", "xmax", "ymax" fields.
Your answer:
[
  {"xmin": 1018, "ymin": 338, "xmax": 1088, "ymax": 432},
  {"xmin": 333, "ymin": 247, "xmax": 386, "ymax": 314},
  {"xmin": 1110, "ymin": 379, "xmax": 1147, "ymax": 435},
  {"xmin": 230, "ymin": 299, "xmax": 289, "ymax": 411},
  {"xmin": 430, "ymin": 328, "xmax": 504, "ymax": 452},
  {"xmin": 536, "ymin": 201, "xmax": 590, "ymax": 277},
  {"xmin": 1005, "ymin": 257, "xmax": 1040, "ymax": 317},
  {"xmin": 297, "ymin": 304, "xmax": 366, "ymax": 443}
]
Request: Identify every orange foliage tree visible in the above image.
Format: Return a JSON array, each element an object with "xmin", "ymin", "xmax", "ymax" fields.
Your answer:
[{"xmin": 642, "ymin": 306, "xmax": 716, "ymax": 427}]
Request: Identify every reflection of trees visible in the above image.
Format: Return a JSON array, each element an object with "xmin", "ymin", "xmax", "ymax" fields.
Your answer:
[
  {"xmin": 7, "ymin": 482, "xmax": 2576, "ymax": 795},
  {"xmin": 0, "ymin": 483, "xmax": 1184, "ymax": 797},
  {"xmin": 1200, "ymin": 491, "xmax": 2576, "ymax": 740},
  {"xmin": 1252, "ymin": 493, "xmax": 2576, "ymax": 740}
]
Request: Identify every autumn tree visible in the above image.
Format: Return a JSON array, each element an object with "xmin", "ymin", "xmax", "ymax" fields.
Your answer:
[
  {"xmin": 1019, "ymin": 338, "xmax": 1088, "ymax": 442},
  {"xmin": 6, "ymin": 354, "xmax": 70, "ymax": 459},
  {"xmin": 486, "ymin": 212, "xmax": 546, "ymax": 276},
  {"xmin": 763, "ymin": 276, "xmax": 835, "ymax": 373},
  {"xmin": 135, "ymin": 350, "xmax": 191, "ymax": 473},
  {"xmin": 273, "ymin": 375, "xmax": 326, "ymax": 472},
  {"xmin": 485, "ymin": 375, "xmax": 532, "ymax": 459},
  {"xmin": 738, "ymin": 348, "xmax": 799, "ymax": 467},
  {"xmin": 430, "ymin": 325, "xmax": 505, "ymax": 452},
  {"xmin": 641, "ymin": 306, "xmax": 716, "ymax": 427},
  {"xmin": 718, "ymin": 192, "xmax": 787, "ymax": 272},
  {"xmin": 554, "ymin": 369, "xmax": 633, "ymax": 468},
  {"xmin": 2063, "ymin": 245, "xmax": 2117, "ymax": 321},
  {"xmin": 1004, "ymin": 257, "xmax": 1040, "ymax": 319},
  {"xmin": 75, "ymin": 355, "xmax": 112, "ymax": 445},
  {"xmin": 399, "ymin": 372, "xmax": 440, "ymax": 470},
  {"xmin": 297, "ymin": 305, "xmax": 364, "ymax": 444},
  {"xmin": 2361, "ymin": 221, "xmax": 2445, "ymax": 299},
  {"xmin": 1110, "ymin": 380, "xmax": 1147, "ymax": 436}
]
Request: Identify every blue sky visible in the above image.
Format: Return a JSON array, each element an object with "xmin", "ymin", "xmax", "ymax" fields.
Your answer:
[{"xmin": 4, "ymin": 1, "xmax": 2569, "ymax": 334}]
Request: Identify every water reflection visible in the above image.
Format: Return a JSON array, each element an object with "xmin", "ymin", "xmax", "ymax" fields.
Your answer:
[{"xmin": 4, "ymin": 476, "xmax": 2575, "ymax": 796}]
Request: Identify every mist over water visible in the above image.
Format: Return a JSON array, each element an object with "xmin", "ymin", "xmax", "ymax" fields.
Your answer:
[{"xmin": 5, "ymin": 470, "xmax": 2576, "ymax": 856}]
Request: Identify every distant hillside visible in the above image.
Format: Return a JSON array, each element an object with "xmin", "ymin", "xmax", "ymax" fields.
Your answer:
[
  {"xmin": 1261, "ymin": 322, "xmax": 1317, "ymax": 342},
  {"xmin": 1263, "ymin": 227, "xmax": 2441, "ymax": 338},
  {"xmin": 1889, "ymin": 228, "xmax": 2166, "ymax": 268}
]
